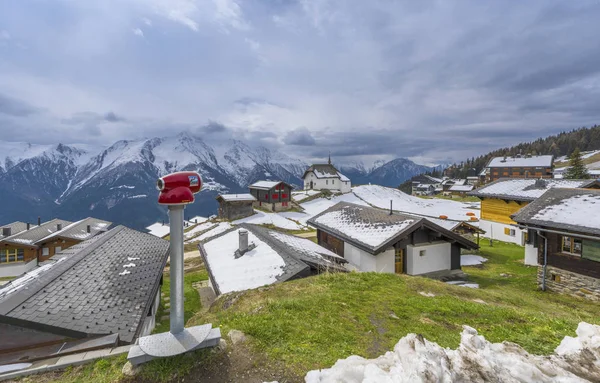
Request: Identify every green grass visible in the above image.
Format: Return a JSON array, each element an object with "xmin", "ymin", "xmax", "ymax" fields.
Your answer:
[
  {"xmin": 0, "ymin": 276, "xmax": 14, "ymax": 281},
  {"xmin": 154, "ymin": 270, "xmax": 208, "ymax": 334},
  {"xmin": 191, "ymin": 240, "xmax": 600, "ymax": 376},
  {"xmin": 27, "ymin": 354, "xmax": 128, "ymax": 383},
  {"xmin": 259, "ymin": 223, "xmax": 314, "ymax": 236}
]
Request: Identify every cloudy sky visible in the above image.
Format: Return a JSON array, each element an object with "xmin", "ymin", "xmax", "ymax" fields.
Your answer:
[{"xmin": 1, "ymin": 0, "xmax": 599, "ymax": 166}]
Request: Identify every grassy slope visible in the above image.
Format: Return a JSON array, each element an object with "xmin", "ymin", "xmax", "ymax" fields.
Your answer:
[
  {"xmin": 192, "ymin": 241, "xmax": 600, "ymax": 375},
  {"xmin": 555, "ymin": 151, "xmax": 600, "ymax": 168}
]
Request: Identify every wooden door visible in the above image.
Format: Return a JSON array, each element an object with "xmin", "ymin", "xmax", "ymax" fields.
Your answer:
[{"xmin": 395, "ymin": 248, "xmax": 404, "ymax": 274}]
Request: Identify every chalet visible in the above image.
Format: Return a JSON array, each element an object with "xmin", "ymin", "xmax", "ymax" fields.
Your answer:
[
  {"xmin": 307, "ymin": 202, "xmax": 478, "ymax": 276},
  {"xmin": 248, "ymin": 181, "xmax": 293, "ymax": 212},
  {"xmin": 481, "ymin": 154, "xmax": 554, "ymax": 183},
  {"xmin": 412, "ymin": 175, "xmax": 442, "ymax": 195},
  {"xmin": 216, "ymin": 194, "xmax": 256, "ymax": 220},
  {"xmin": 511, "ymin": 188, "xmax": 600, "ymax": 301},
  {"xmin": 466, "ymin": 176, "xmax": 479, "ymax": 186},
  {"xmin": 468, "ymin": 178, "xmax": 600, "ymax": 248},
  {"xmin": 0, "ymin": 218, "xmax": 111, "ymax": 277},
  {"xmin": 302, "ymin": 158, "xmax": 351, "ymax": 194},
  {"xmin": 198, "ymin": 224, "xmax": 348, "ymax": 296},
  {"xmin": 0, "ymin": 226, "xmax": 169, "ymax": 360}
]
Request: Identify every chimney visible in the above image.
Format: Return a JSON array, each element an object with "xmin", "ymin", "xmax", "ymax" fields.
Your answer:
[
  {"xmin": 87, "ymin": 224, "xmax": 91, "ymax": 233},
  {"xmin": 239, "ymin": 229, "xmax": 248, "ymax": 254},
  {"xmin": 27, "ymin": 223, "xmax": 30, "ymax": 230},
  {"xmin": 2, "ymin": 228, "xmax": 11, "ymax": 237},
  {"xmin": 389, "ymin": 200, "xmax": 393, "ymax": 215},
  {"xmin": 38, "ymin": 216, "xmax": 41, "ymax": 226},
  {"xmin": 57, "ymin": 223, "xmax": 62, "ymax": 231}
]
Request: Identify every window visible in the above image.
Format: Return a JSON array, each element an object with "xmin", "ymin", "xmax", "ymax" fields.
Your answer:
[
  {"xmin": 561, "ymin": 236, "xmax": 582, "ymax": 255},
  {"xmin": 332, "ymin": 179, "xmax": 335, "ymax": 184},
  {"xmin": 271, "ymin": 194, "xmax": 278, "ymax": 199},
  {"xmin": 582, "ymin": 240, "xmax": 600, "ymax": 262},
  {"xmin": 281, "ymin": 194, "xmax": 288, "ymax": 199},
  {"xmin": 55, "ymin": 247, "xmax": 62, "ymax": 253},
  {"xmin": 551, "ymin": 274, "xmax": 561, "ymax": 282},
  {"xmin": 419, "ymin": 250, "xmax": 426, "ymax": 257},
  {"xmin": 42, "ymin": 247, "xmax": 49, "ymax": 256},
  {"xmin": 0, "ymin": 249, "xmax": 20, "ymax": 263},
  {"xmin": 326, "ymin": 180, "xmax": 329, "ymax": 185},
  {"xmin": 504, "ymin": 227, "xmax": 516, "ymax": 236}
]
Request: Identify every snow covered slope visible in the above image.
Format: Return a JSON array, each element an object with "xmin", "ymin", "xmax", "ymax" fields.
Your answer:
[{"xmin": 353, "ymin": 185, "xmax": 479, "ymax": 221}]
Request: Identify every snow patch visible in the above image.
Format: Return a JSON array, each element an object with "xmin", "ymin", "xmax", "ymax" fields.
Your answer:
[
  {"xmin": 461, "ymin": 254, "xmax": 488, "ymax": 266},
  {"xmin": 233, "ymin": 210, "xmax": 305, "ymax": 230},
  {"xmin": 298, "ymin": 322, "xmax": 600, "ymax": 383}
]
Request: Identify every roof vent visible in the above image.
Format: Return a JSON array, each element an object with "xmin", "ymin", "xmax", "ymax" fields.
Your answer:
[
  {"xmin": 501, "ymin": 156, "xmax": 507, "ymax": 163},
  {"xmin": 534, "ymin": 179, "xmax": 547, "ymax": 188},
  {"xmin": 38, "ymin": 217, "xmax": 41, "ymax": 226},
  {"xmin": 87, "ymin": 224, "xmax": 91, "ymax": 233},
  {"xmin": 57, "ymin": 223, "xmax": 62, "ymax": 231},
  {"xmin": 27, "ymin": 223, "xmax": 30, "ymax": 230},
  {"xmin": 234, "ymin": 229, "xmax": 256, "ymax": 259},
  {"xmin": 2, "ymin": 227, "xmax": 11, "ymax": 237}
]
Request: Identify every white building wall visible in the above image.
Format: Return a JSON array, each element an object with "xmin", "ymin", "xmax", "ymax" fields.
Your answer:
[
  {"xmin": 0, "ymin": 259, "xmax": 37, "ymax": 278},
  {"xmin": 479, "ymin": 219, "xmax": 526, "ymax": 245},
  {"xmin": 343, "ymin": 242, "xmax": 394, "ymax": 273},
  {"xmin": 303, "ymin": 172, "xmax": 351, "ymax": 194},
  {"xmin": 406, "ymin": 242, "xmax": 451, "ymax": 275},
  {"xmin": 524, "ymin": 244, "xmax": 538, "ymax": 266}
]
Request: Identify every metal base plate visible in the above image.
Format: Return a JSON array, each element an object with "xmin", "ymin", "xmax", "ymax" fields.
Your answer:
[{"xmin": 138, "ymin": 324, "xmax": 212, "ymax": 357}]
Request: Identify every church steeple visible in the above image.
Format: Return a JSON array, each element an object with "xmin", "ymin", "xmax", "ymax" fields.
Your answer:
[{"xmin": 328, "ymin": 151, "xmax": 331, "ymax": 165}]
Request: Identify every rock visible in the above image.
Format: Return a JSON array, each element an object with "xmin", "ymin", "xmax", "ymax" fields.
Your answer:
[
  {"xmin": 122, "ymin": 361, "xmax": 138, "ymax": 376},
  {"xmin": 216, "ymin": 338, "xmax": 228, "ymax": 351},
  {"xmin": 389, "ymin": 312, "xmax": 399, "ymax": 320},
  {"xmin": 472, "ymin": 299, "xmax": 487, "ymax": 305},
  {"xmin": 228, "ymin": 329, "xmax": 247, "ymax": 345},
  {"xmin": 419, "ymin": 291, "xmax": 436, "ymax": 297},
  {"xmin": 500, "ymin": 273, "xmax": 511, "ymax": 277}
]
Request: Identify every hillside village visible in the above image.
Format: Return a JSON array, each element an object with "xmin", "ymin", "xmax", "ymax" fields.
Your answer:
[{"xmin": 0, "ymin": 152, "xmax": 599, "ymax": 382}]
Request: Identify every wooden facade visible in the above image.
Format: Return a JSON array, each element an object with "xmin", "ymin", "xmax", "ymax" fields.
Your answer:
[
  {"xmin": 317, "ymin": 229, "xmax": 345, "ymax": 256},
  {"xmin": 249, "ymin": 182, "xmax": 293, "ymax": 212},
  {"xmin": 37, "ymin": 238, "xmax": 79, "ymax": 262},
  {"xmin": 537, "ymin": 231, "xmax": 600, "ymax": 280},
  {"xmin": 0, "ymin": 244, "xmax": 37, "ymax": 265},
  {"xmin": 480, "ymin": 198, "xmax": 529, "ymax": 224},
  {"xmin": 487, "ymin": 166, "xmax": 552, "ymax": 183}
]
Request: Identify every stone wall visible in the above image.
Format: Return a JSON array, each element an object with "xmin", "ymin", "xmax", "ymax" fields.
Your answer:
[{"xmin": 538, "ymin": 265, "xmax": 600, "ymax": 301}]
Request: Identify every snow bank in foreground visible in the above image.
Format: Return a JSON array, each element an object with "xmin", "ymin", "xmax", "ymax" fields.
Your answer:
[{"xmin": 298, "ymin": 322, "xmax": 600, "ymax": 383}]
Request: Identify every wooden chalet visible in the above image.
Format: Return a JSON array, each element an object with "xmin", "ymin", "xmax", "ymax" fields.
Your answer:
[
  {"xmin": 512, "ymin": 188, "xmax": 600, "ymax": 301},
  {"xmin": 216, "ymin": 194, "xmax": 256, "ymax": 220},
  {"xmin": 248, "ymin": 181, "xmax": 293, "ymax": 212}
]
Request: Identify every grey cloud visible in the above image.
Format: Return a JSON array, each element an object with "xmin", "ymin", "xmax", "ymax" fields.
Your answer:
[
  {"xmin": 0, "ymin": 94, "xmax": 40, "ymax": 117},
  {"xmin": 104, "ymin": 111, "xmax": 126, "ymax": 123},
  {"xmin": 283, "ymin": 127, "xmax": 315, "ymax": 146}
]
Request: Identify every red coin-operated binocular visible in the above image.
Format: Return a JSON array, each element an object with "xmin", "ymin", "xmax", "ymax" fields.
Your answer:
[{"xmin": 157, "ymin": 171, "xmax": 202, "ymax": 205}]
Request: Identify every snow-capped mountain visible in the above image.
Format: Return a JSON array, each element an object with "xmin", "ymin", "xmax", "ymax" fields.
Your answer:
[{"xmin": 0, "ymin": 133, "xmax": 433, "ymax": 229}]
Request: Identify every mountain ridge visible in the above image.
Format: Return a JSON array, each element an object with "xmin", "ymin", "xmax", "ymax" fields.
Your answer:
[{"xmin": 0, "ymin": 134, "xmax": 430, "ymax": 229}]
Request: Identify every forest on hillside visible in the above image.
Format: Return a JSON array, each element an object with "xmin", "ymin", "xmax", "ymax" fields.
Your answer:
[{"xmin": 399, "ymin": 124, "xmax": 600, "ymax": 192}]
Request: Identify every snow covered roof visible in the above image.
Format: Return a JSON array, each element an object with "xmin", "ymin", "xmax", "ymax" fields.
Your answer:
[
  {"xmin": 0, "ymin": 226, "xmax": 169, "ymax": 344},
  {"xmin": 248, "ymin": 180, "xmax": 292, "ymax": 190},
  {"xmin": 0, "ymin": 219, "xmax": 73, "ymax": 247},
  {"xmin": 307, "ymin": 202, "xmax": 477, "ymax": 254},
  {"xmin": 449, "ymin": 185, "xmax": 474, "ymax": 192},
  {"xmin": 145, "ymin": 222, "xmax": 170, "ymax": 238},
  {"xmin": 34, "ymin": 217, "xmax": 112, "ymax": 244},
  {"xmin": 468, "ymin": 178, "xmax": 600, "ymax": 202},
  {"xmin": 198, "ymin": 224, "xmax": 347, "ymax": 295},
  {"xmin": 216, "ymin": 193, "xmax": 256, "ymax": 202},
  {"xmin": 303, "ymin": 164, "xmax": 344, "ymax": 179},
  {"xmin": 0, "ymin": 222, "xmax": 28, "ymax": 240},
  {"xmin": 486, "ymin": 155, "xmax": 553, "ymax": 168},
  {"xmin": 511, "ymin": 188, "xmax": 600, "ymax": 236}
]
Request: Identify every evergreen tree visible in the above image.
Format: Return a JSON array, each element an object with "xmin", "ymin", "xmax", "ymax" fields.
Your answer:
[{"xmin": 564, "ymin": 148, "xmax": 590, "ymax": 179}]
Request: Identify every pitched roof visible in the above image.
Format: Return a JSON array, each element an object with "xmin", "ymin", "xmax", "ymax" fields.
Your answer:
[
  {"xmin": 307, "ymin": 202, "xmax": 477, "ymax": 254},
  {"xmin": 198, "ymin": 224, "xmax": 347, "ymax": 295},
  {"xmin": 216, "ymin": 193, "xmax": 256, "ymax": 202},
  {"xmin": 248, "ymin": 181, "xmax": 293, "ymax": 190},
  {"xmin": 449, "ymin": 185, "xmax": 474, "ymax": 192},
  {"xmin": 486, "ymin": 155, "xmax": 553, "ymax": 168},
  {"xmin": 511, "ymin": 188, "xmax": 600, "ymax": 236},
  {"xmin": 0, "ymin": 219, "xmax": 72, "ymax": 247},
  {"xmin": 0, "ymin": 226, "xmax": 169, "ymax": 344},
  {"xmin": 0, "ymin": 222, "xmax": 29, "ymax": 240},
  {"xmin": 34, "ymin": 217, "xmax": 112, "ymax": 245},
  {"xmin": 468, "ymin": 178, "xmax": 600, "ymax": 202},
  {"xmin": 302, "ymin": 164, "xmax": 349, "ymax": 182}
]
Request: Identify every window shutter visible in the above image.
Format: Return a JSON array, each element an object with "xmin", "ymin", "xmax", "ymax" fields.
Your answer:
[{"xmin": 504, "ymin": 227, "xmax": 510, "ymax": 235}]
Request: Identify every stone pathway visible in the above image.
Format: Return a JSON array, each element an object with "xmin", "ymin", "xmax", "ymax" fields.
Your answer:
[{"xmin": 192, "ymin": 280, "xmax": 216, "ymax": 313}]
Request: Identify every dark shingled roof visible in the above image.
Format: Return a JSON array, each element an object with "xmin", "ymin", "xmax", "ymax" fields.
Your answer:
[
  {"xmin": 0, "ymin": 226, "xmax": 169, "ymax": 344},
  {"xmin": 511, "ymin": 188, "xmax": 600, "ymax": 236},
  {"xmin": 34, "ymin": 217, "xmax": 112, "ymax": 245},
  {"xmin": 198, "ymin": 224, "xmax": 347, "ymax": 296},
  {"xmin": 307, "ymin": 202, "xmax": 478, "ymax": 254},
  {"xmin": 302, "ymin": 164, "xmax": 339, "ymax": 179},
  {"xmin": 0, "ymin": 219, "xmax": 72, "ymax": 247},
  {"xmin": 0, "ymin": 222, "xmax": 28, "ymax": 240}
]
